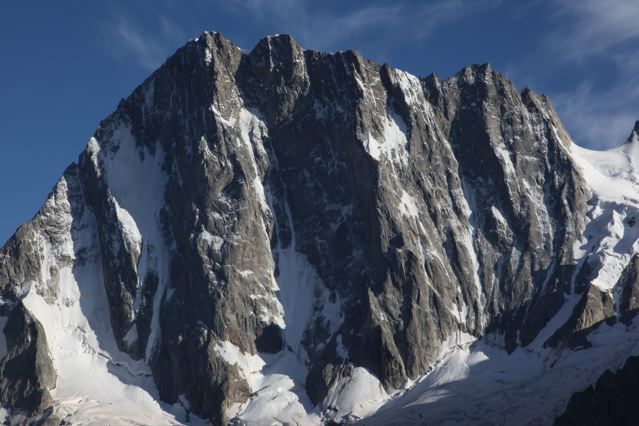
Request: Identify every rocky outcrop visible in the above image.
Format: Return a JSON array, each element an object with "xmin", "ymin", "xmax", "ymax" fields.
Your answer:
[
  {"xmin": 619, "ymin": 254, "xmax": 639, "ymax": 325},
  {"xmin": 546, "ymin": 284, "xmax": 617, "ymax": 349},
  {"xmin": 0, "ymin": 304, "xmax": 55, "ymax": 419}
]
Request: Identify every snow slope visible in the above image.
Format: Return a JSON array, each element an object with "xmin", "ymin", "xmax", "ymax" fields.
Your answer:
[
  {"xmin": 570, "ymin": 140, "xmax": 639, "ymax": 293},
  {"xmin": 20, "ymin": 175, "xmax": 187, "ymax": 425},
  {"xmin": 364, "ymin": 322, "xmax": 639, "ymax": 425}
]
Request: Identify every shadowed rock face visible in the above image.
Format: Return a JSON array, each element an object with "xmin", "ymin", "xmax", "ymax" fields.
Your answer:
[
  {"xmin": 619, "ymin": 254, "xmax": 639, "ymax": 325},
  {"xmin": 555, "ymin": 356, "xmax": 639, "ymax": 426},
  {"xmin": 0, "ymin": 32, "xmax": 628, "ymax": 424},
  {"xmin": 0, "ymin": 304, "xmax": 55, "ymax": 416}
]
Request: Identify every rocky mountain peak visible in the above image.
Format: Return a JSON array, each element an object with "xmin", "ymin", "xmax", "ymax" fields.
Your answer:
[{"xmin": 0, "ymin": 31, "xmax": 638, "ymax": 425}]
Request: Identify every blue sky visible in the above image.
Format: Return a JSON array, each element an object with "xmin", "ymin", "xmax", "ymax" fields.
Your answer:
[{"xmin": 1, "ymin": 0, "xmax": 638, "ymax": 244}]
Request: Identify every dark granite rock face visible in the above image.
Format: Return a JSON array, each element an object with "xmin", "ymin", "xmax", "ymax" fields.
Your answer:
[
  {"xmin": 555, "ymin": 356, "xmax": 639, "ymax": 426},
  {"xmin": 619, "ymin": 254, "xmax": 639, "ymax": 325},
  {"xmin": 546, "ymin": 283, "xmax": 617, "ymax": 349},
  {"xmin": 0, "ymin": 304, "xmax": 55, "ymax": 416},
  {"xmin": 0, "ymin": 32, "xmax": 634, "ymax": 424}
]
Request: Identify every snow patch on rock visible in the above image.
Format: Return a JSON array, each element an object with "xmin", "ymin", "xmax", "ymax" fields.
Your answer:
[
  {"xmin": 323, "ymin": 367, "xmax": 389, "ymax": 423},
  {"xmin": 215, "ymin": 340, "xmax": 321, "ymax": 425},
  {"xmin": 399, "ymin": 190, "xmax": 420, "ymax": 218},
  {"xmin": 198, "ymin": 229, "xmax": 224, "ymax": 252},
  {"xmin": 364, "ymin": 111, "xmax": 409, "ymax": 166}
]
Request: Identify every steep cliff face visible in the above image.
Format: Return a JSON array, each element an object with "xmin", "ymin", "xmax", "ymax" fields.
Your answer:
[{"xmin": 0, "ymin": 32, "xmax": 637, "ymax": 425}]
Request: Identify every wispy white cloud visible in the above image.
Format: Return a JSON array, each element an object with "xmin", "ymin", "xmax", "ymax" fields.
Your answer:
[
  {"xmin": 227, "ymin": 0, "xmax": 502, "ymax": 51},
  {"xmin": 553, "ymin": 83, "xmax": 638, "ymax": 149},
  {"xmin": 109, "ymin": 17, "xmax": 166, "ymax": 70},
  {"xmin": 549, "ymin": 0, "xmax": 639, "ymax": 61},
  {"xmin": 546, "ymin": 0, "xmax": 639, "ymax": 148},
  {"xmin": 158, "ymin": 14, "xmax": 188, "ymax": 44},
  {"xmin": 106, "ymin": 13, "xmax": 188, "ymax": 71}
]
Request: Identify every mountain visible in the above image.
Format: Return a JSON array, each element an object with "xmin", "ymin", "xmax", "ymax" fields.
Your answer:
[{"xmin": 0, "ymin": 32, "xmax": 638, "ymax": 425}]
